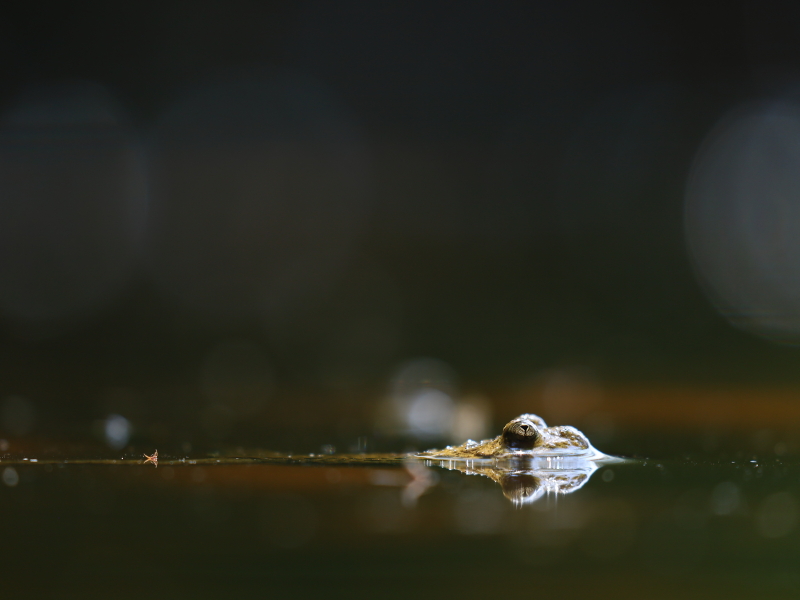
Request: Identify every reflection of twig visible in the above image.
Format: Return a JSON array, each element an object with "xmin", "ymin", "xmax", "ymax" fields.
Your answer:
[
  {"xmin": 143, "ymin": 450, "xmax": 158, "ymax": 468},
  {"xmin": 401, "ymin": 460, "xmax": 438, "ymax": 508}
]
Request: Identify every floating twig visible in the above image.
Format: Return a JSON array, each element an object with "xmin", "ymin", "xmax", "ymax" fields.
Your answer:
[{"xmin": 143, "ymin": 450, "xmax": 158, "ymax": 468}]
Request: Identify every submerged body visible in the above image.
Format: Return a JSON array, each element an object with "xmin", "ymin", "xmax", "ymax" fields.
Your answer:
[{"xmin": 418, "ymin": 413, "xmax": 606, "ymax": 460}]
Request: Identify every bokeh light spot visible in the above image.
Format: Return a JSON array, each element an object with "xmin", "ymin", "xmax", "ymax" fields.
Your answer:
[
  {"xmin": 0, "ymin": 81, "xmax": 147, "ymax": 336},
  {"xmin": 710, "ymin": 481, "xmax": 742, "ymax": 516},
  {"xmin": 2, "ymin": 466, "xmax": 19, "ymax": 487},
  {"xmin": 383, "ymin": 357, "xmax": 461, "ymax": 441},
  {"xmin": 685, "ymin": 101, "xmax": 800, "ymax": 342},
  {"xmin": 104, "ymin": 414, "xmax": 131, "ymax": 450},
  {"xmin": 147, "ymin": 69, "xmax": 370, "ymax": 327}
]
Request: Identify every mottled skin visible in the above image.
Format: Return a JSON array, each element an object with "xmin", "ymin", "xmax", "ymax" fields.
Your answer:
[{"xmin": 418, "ymin": 413, "xmax": 600, "ymax": 459}]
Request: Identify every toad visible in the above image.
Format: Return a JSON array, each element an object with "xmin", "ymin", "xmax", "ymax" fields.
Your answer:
[{"xmin": 417, "ymin": 413, "xmax": 606, "ymax": 460}]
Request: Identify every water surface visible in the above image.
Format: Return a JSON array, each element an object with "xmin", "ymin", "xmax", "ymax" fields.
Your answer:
[{"xmin": 2, "ymin": 440, "xmax": 800, "ymax": 598}]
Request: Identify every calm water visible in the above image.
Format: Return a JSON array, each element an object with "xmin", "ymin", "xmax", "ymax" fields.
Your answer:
[{"xmin": 1, "ymin": 444, "xmax": 799, "ymax": 599}]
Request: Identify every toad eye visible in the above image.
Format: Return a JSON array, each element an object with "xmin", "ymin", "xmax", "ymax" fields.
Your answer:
[{"xmin": 501, "ymin": 419, "xmax": 540, "ymax": 450}]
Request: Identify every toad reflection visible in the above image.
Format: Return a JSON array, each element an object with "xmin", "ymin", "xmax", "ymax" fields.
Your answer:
[
  {"xmin": 420, "ymin": 456, "xmax": 601, "ymax": 505},
  {"xmin": 417, "ymin": 414, "xmax": 613, "ymax": 505}
]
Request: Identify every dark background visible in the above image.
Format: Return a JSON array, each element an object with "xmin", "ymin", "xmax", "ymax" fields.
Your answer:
[{"xmin": 2, "ymin": 1, "xmax": 800, "ymax": 451}]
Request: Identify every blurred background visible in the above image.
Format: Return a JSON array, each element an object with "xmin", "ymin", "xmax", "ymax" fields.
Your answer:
[{"xmin": 3, "ymin": 1, "xmax": 800, "ymax": 457}]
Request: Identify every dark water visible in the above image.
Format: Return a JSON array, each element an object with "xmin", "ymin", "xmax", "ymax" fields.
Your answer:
[{"xmin": 1, "ymin": 445, "xmax": 799, "ymax": 599}]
